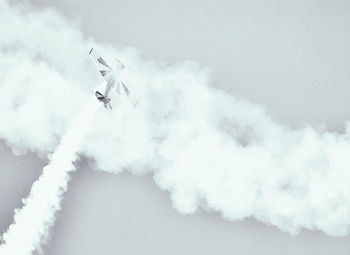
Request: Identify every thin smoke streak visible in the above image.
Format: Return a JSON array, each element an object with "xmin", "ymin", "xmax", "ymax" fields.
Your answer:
[{"xmin": 0, "ymin": 98, "xmax": 98, "ymax": 255}]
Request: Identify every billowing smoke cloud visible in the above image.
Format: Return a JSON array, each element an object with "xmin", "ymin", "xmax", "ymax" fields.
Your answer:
[
  {"xmin": 1, "ymin": 0, "xmax": 350, "ymax": 240},
  {"xmin": 0, "ymin": 98, "xmax": 98, "ymax": 254}
]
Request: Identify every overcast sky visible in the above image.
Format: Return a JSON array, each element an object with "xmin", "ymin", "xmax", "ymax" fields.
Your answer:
[
  {"xmin": 1, "ymin": 0, "xmax": 350, "ymax": 254},
  {"xmin": 30, "ymin": 0, "xmax": 350, "ymax": 131}
]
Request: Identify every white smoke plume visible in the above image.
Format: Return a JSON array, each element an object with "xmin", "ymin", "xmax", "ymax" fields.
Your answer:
[
  {"xmin": 1, "ymin": 0, "xmax": 350, "ymax": 239},
  {"xmin": 0, "ymin": 98, "xmax": 98, "ymax": 255}
]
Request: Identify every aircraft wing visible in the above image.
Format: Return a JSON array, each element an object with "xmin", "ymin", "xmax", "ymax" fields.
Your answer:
[{"xmin": 89, "ymin": 48, "xmax": 113, "ymax": 82}]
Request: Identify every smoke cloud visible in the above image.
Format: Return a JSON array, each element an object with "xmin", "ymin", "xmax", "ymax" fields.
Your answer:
[
  {"xmin": 0, "ymin": 98, "xmax": 98, "ymax": 254},
  {"xmin": 1, "ymin": 0, "xmax": 350, "ymax": 239}
]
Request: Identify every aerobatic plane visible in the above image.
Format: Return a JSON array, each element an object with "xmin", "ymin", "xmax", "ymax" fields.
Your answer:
[{"xmin": 89, "ymin": 48, "xmax": 131, "ymax": 109}]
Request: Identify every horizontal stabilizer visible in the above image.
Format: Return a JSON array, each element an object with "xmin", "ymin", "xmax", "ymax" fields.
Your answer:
[{"xmin": 121, "ymin": 81, "xmax": 130, "ymax": 97}]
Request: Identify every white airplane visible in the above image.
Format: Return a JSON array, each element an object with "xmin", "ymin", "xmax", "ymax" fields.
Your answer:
[{"xmin": 89, "ymin": 48, "xmax": 131, "ymax": 109}]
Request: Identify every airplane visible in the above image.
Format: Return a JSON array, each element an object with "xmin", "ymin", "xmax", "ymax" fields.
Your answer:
[{"xmin": 89, "ymin": 48, "xmax": 131, "ymax": 109}]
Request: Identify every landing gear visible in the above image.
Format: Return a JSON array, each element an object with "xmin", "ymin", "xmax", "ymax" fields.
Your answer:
[{"xmin": 95, "ymin": 91, "xmax": 112, "ymax": 110}]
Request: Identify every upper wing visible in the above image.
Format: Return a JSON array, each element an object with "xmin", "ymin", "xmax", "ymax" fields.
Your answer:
[{"xmin": 89, "ymin": 48, "xmax": 113, "ymax": 81}]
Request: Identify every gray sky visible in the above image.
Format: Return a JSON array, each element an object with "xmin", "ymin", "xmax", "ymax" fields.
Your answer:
[
  {"xmin": 31, "ymin": 0, "xmax": 350, "ymax": 131},
  {"xmin": 1, "ymin": 0, "xmax": 350, "ymax": 254}
]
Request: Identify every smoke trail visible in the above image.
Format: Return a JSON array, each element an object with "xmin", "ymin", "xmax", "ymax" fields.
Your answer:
[
  {"xmin": 0, "ymin": 98, "xmax": 98, "ymax": 255},
  {"xmin": 1, "ymin": 0, "xmax": 350, "ymax": 237}
]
